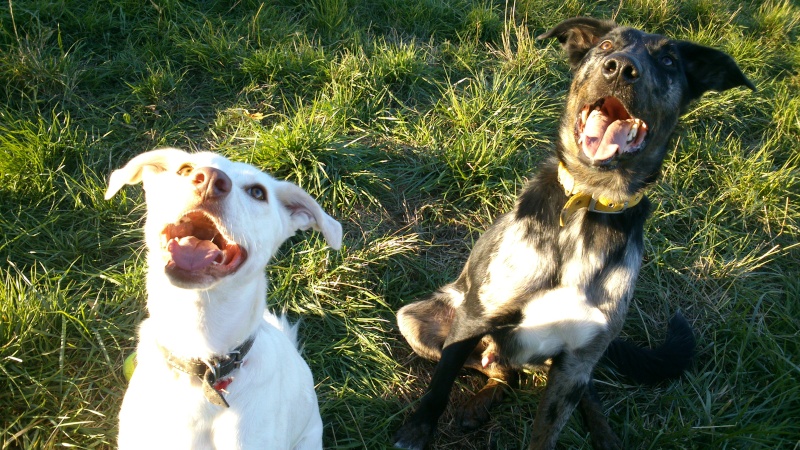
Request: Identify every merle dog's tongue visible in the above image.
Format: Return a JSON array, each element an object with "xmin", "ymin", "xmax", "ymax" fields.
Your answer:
[
  {"xmin": 582, "ymin": 109, "xmax": 637, "ymax": 162},
  {"xmin": 167, "ymin": 236, "xmax": 221, "ymax": 271}
]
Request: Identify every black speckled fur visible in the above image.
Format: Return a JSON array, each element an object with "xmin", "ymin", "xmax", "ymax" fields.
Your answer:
[{"xmin": 395, "ymin": 17, "xmax": 754, "ymax": 450}]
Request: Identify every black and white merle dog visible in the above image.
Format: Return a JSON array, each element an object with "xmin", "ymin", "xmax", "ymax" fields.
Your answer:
[{"xmin": 394, "ymin": 17, "xmax": 754, "ymax": 450}]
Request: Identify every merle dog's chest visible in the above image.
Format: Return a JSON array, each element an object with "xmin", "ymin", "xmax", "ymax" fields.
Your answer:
[
  {"xmin": 462, "ymin": 194, "xmax": 647, "ymax": 317},
  {"xmin": 464, "ymin": 203, "xmax": 647, "ymax": 365}
]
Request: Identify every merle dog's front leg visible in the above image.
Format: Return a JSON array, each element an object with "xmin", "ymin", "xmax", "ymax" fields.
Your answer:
[
  {"xmin": 578, "ymin": 379, "xmax": 623, "ymax": 450},
  {"xmin": 528, "ymin": 352, "xmax": 603, "ymax": 450},
  {"xmin": 394, "ymin": 335, "xmax": 482, "ymax": 450}
]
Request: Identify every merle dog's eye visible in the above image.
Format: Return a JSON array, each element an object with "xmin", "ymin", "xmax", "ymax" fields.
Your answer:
[
  {"xmin": 247, "ymin": 185, "xmax": 267, "ymax": 201},
  {"xmin": 177, "ymin": 164, "xmax": 194, "ymax": 176},
  {"xmin": 660, "ymin": 55, "xmax": 675, "ymax": 66},
  {"xmin": 599, "ymin": 40, "xmax": 613, "ymax": 51}
]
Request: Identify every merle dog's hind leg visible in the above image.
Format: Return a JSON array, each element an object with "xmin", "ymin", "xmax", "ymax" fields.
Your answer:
[
  {"xmin": 398, "ymin": 292, "xmax": 519, "ymax": 434},
  {"xmin": 394, "ymin": 333, "xmax": 484, "ymax": 449},
  {"xmin": 397, "ymin": 289, "xmax": 457, "ymax": 362},
  {"xmin": 458, "ymin": 355, "xmax": 520, "ymax": 430},
  {"xmin": 395, "ymin": 296, "xmax": 496, "ymax": 450}
]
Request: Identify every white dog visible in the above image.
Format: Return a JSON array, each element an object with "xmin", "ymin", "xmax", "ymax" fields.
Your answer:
[{"xmin": 106, "ymin": 148, "xmax": 341, "ymax": 449}]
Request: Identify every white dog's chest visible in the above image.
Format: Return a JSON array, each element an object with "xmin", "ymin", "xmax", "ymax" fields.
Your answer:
[
  {"xmin": 119, "ymin": 357, "xmax": 319, "ymax": 449},
  {"xmin": 118, "ymin": 322, "xmax": 323, "ymax": 450},
  {"xmin": 118, "ymin": 367, "xmax": 219, "ymax": 448}
]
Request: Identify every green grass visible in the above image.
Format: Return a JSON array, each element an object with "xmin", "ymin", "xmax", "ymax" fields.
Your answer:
[{"xmin": 1, "ymin": 0, "xmax": 798, "ymax": 448}]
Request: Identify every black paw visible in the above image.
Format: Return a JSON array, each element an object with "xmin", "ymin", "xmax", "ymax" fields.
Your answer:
[
  {"xmin": 457, "ymin": 398, "xmax": 491, "ymax": 430},
  {"xmin": 394, "ymin": 420, "xmax": 435, "ymax": 450},
  {"xmin": 590, "ymin": 432, "xmax": 623, "ymax": 450},
  {"xmin": 457, "ymin": 380, "xmax": 508, "ymax": 430}
]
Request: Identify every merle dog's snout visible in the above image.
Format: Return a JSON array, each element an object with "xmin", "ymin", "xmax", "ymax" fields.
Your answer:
[
  {"xmin": 603, "ymin": 54, "xmax": 641, "ymax": 84},
  {"xmin": 192, "ymin": 167, "xmax": 232, "ymax": 200}
]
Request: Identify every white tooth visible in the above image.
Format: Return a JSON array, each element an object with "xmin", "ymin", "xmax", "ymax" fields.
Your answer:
[{"xmin": 627, "ymin": 120, "xmax": 640, "ymax": 143}]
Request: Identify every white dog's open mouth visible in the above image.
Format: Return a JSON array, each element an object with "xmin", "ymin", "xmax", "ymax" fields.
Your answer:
[{"xmin": 161, "ymin": 211, "xmax": 246, "ymax": 282}]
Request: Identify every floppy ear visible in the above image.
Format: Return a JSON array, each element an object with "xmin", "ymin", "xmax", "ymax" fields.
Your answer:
[
  {"xmin": 274, "ymin": 181, "xmax": 343, "ymax": 250},
  {"xmin": 675, "ymin": 41, "xmax": 756, "ymax": 103},
  {"xmin": 537, "ymin": 17, "xmax": 617, "ymax": 70},
  {"xmin": 104, "ymin": 148, "xmax": 187, "ymax": 200}
]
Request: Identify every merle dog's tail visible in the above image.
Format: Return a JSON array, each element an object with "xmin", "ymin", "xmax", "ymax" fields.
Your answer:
[{"xmin": 601, "ymin": 312, "xmax": 696, "ymax": 385}]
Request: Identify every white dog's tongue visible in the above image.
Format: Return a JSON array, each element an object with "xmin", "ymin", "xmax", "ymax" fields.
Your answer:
[
  {"xmin": 581, "ymin": 109, "xmax": 636, "ymax": 162},
  {"xmin": 167, "ymin": 236, "xmax": 222, "ymax": 271}
]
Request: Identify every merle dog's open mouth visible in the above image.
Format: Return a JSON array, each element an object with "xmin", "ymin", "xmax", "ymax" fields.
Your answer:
[
  {"xmin": 161, "ymin": 211, "xmax": 246, "ymax": 281},
  {"xmin": 576, "ymin": 97, "xmax": 648, "ymax": 166}
]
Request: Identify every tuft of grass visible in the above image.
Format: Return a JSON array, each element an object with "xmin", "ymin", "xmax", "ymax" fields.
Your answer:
[{"xmin": 1, "ymin": 0, "xmax": 798, "ymax": 448}]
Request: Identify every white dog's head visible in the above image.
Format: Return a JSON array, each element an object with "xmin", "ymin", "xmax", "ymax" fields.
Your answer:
[{"xmin": 105, "ymin": 148, "xmax": 342, "ymax": 289}]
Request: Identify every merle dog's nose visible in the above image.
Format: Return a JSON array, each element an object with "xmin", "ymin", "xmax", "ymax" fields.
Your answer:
[
  {"xmin": 192, "ymin": 167, "xmax": 231, "ymax": 200},
  {"xmin": 603, "ymin": 55, "xmax": 641, "ymax": 84}
]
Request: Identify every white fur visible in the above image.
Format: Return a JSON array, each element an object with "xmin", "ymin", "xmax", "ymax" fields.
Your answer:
[
  {"xmin": 444, "ymin": 285, "xmax": 466, "ymax": 308},
  {"xmin": 109, "ymin": 148, "xmax": 342, "ymax": 450},
  {"xmin": 510, "ymin": 287, "xmax": 608, "ymax": 364},
  {"xmin": 558, "ymin": 216, "xmax": 605, "ymax": 287},
  {"xmin": 601, "ymin": 240, "xmax": 643, "ymax": 305},
  {"xmin": 479, "ymin": 222, "xmax": 545, "ymax": 312}
]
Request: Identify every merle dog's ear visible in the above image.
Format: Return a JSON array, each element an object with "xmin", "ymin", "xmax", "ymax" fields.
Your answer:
[
  {"xmin": 537, "ymin": 17, "xmax": 617, "ymax": 69},
  {"xmin": 676, "ymin": 41, "xmax": 756, "ymax": 102}
]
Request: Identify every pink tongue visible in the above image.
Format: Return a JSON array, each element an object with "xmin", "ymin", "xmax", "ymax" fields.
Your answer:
[
  {"xmin": 167, "ymin": 236, "xmax": 222, "ymax": 271},
  {"xmin": 582, "ymin": 110, "xmax": 635, "ymax": 162}
]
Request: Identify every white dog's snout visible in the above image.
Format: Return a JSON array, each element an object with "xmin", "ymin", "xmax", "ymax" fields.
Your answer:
[{"xmin": 192, "ymin": 167, "xmax": 232, "ymax": 201}]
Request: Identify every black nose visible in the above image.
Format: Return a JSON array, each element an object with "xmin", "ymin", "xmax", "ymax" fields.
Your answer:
[
  {"xmin": 602, "ymin": 55, "xmax": 641, "ymax": 84},
  {"xmin": 192, "ymin": 167, "xmax": 231, "ymax": 200}
]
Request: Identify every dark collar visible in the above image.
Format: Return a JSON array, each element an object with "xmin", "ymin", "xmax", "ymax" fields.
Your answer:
[{"xmin": 160, "ymin": 336, "xmax": 255, "ymax": 407}]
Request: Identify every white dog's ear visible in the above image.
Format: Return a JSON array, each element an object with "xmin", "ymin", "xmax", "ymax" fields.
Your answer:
[
  {"xmin": 275, "ymin": 181, "xmax": 343, "ymax": 250},
  {"xmin": 104, "ymin": 148, "xmax": 187, "ymax": 200}
]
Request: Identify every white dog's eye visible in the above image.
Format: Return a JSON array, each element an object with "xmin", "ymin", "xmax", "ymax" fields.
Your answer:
[
  {"xmin": 177, "ymin": 164, "xmax": 194, "ymax": 176},
  {"xmin": 247, "ymin": 185, "xmax": 267, "ymax": 201}
]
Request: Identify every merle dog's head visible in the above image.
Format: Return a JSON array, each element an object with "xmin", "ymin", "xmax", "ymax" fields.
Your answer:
[{"xmin": 539, "ymin": 17, "xmax": 755, "ymax": 196}]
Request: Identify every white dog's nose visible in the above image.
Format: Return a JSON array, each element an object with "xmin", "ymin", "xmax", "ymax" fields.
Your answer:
[{"xmin": 192, "ymin": 167, "xmax": 232, "ymax": 200}]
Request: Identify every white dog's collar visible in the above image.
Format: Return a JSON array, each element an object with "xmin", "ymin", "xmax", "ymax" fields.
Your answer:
[{"xmin": 160, "ymin": 336, "xmax": 255, "ymax": 408}]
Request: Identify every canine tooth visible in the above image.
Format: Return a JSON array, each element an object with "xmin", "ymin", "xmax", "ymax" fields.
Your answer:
[{"xmin": 627, "ymin": 120, "xmax": 640, "ymax": 143}]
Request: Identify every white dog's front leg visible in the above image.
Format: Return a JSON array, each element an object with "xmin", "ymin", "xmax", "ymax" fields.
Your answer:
[
  {"xmin": 212, "ymin": 401, "xmax": 323, "ymax": 449},
  {"xmin": 119, "ymin": 371, "xmax": 216, "ymax": 450},
  {"xmin": 292, "ymin": 408, "xmax": 323, "ymax": 450}
]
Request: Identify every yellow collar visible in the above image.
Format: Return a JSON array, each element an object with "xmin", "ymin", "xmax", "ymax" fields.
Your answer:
[{"xmin": 557, "ymin": 162, "xmax": 644, "ymax": 227}]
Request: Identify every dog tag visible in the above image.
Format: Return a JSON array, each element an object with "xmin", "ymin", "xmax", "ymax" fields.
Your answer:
[{"xmin": 202, "ymin": 379, "xmax": 230, "ymax": 407}]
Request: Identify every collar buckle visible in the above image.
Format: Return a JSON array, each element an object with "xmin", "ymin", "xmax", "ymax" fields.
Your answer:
[
  {"xmin": 161, "ymin": 336, "xmax": 256, "ymax": 408},
  {"xmin": 557, "ymin": 162, "xmax": 645, "ymax": 226},
  {"xmin": 201, "ymin": 358, "xmax": 223, "ymax": 384}
]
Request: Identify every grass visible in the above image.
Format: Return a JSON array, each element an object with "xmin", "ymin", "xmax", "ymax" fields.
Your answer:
[{"xmin": 1, "ymin": 0, "xmax": 798, "ymax": 448}]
